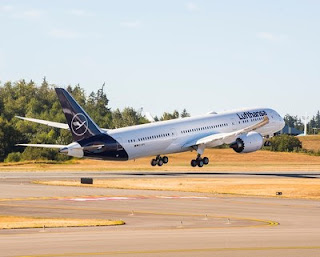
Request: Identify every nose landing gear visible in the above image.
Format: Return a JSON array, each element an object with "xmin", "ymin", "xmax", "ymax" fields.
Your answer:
[{"xmin": 151, "ymin": 155, "xmax": 169, "ymax": 167}]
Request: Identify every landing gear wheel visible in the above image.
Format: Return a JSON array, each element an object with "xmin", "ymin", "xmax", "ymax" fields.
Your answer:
[
  {"xmin": 150, "ymin": 155, "xmax": 168, "ymax": 167},
  {"xmin": 191, "ymin": 160, "xmax": 197, "ymax": 167},
  {"xmin": 151, "ymin": 159, "xmax": 157, "ymax": 166},
  {"xmin": 191, "ymin": 151, "xmax": 208, "ymax": 168},
  {"xmin": 197, "ymin": 159, "xmax": 204, "ymax": 167},
  {"xmin": 203, "ymin": 157, "xmax": 209, "ymax": 165},
  {"xmin": 158, "ymin": 159, "xmax": 164, "ymax": 166}
]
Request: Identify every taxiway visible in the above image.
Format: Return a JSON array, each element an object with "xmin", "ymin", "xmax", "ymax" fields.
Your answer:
[{"xmin": 0, "ymin": 171, "xmax": 319, "ymax": 257}]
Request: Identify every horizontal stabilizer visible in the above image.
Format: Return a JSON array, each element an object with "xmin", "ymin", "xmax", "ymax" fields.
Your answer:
[
  {"xmin": 16, "ymin": 116, "xmax": 111, "ymax": 132},
  {"xmin": 16, "ymin": 116, "xmax": 69, "ymax": 130},
  {"xmin": 16, "ymin": 144, "xmax": 67, "ymax": 149},
  {"xmin": 16, "ymin": 144, "xmax": 106, "ymax": 151}
]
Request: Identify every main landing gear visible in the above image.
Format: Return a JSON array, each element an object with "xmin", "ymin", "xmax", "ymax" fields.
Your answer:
[
  {"xmin": 191, "ymin": 154, "xmax": 209, "ymax": 168},
  {"xmin": 151, "ymin": 155, "xmax": 169, "ymax": 167}
]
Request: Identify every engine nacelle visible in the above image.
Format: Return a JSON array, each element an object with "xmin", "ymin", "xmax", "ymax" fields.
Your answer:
[{"xmin": 230, "ymin": 132, "xmax": 264, "ymax": 153}]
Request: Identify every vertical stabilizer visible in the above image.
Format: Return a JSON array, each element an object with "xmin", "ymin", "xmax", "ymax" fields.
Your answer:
[{"xmin": 55, "ymin": 88, "xmax": 103, "ymax": 141}]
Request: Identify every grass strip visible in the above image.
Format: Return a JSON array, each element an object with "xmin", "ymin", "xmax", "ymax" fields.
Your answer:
[
  {"xmin": 36, "ymin": 177, "xmax": 320, "ymax": 200},
  {"xmin": 0, "ymin": 215, "xmax": 124, "ymax": 229}
]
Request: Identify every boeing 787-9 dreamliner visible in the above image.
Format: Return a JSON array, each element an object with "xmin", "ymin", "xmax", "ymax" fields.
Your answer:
[{"xmin": 17, "ymin": 88, "xmax": 285, "ymax": 167}]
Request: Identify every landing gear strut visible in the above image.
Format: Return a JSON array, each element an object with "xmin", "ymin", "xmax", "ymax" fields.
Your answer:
[
  {"xmin": 151, "ymin": 155, "xmax": 169, "ymax": 167},
  {"xmin": 191, "ymin": 154, "xmax": 209, "ymax": 168}
]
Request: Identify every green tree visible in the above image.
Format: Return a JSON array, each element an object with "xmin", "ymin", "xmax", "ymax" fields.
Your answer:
[
  {"xmin": 86, "ymin": 83, "xmax": 112, "ymax": 129},
  {"xmin": 181, "ymin": 108, "xmax": 190, "ymax": 118},
  {"xmin": 0, "ymin": 117, "xmax": 24, "ymax": 161},
  {"xmin": 112, "ymin": 109, "xmax": 123, "ymax": 128},
  {"xmin": 111, "ymin": 107, "xmax": 149, "ymax": 128},
  {"xmin": 284, "ymin": 114, "xmax": 303, "ymax": 131},
  {"xmin": 66, "ymin": 84, "xmax": 86, "ymax": 107},
  {"xmin": 122, "ymin": 107, "xmax": 140, "ymax": 126},
  {"xmin": 270, "ymin": 135, "xmax": 302, "ymax": 152},
  {"xmin": 160, "ymin": 110, "xmax": 179, "ymax": 121},
  {"xmin": 5, "ymin": 152, "xmax": 22, "ymax": 162}
]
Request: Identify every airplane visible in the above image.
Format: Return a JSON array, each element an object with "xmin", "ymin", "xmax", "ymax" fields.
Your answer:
[{"xmin": 17, "ymin": 88, "xmax": 285, "ymax": 167}]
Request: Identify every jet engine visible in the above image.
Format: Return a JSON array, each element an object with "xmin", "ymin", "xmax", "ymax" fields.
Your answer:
[{"xmin": 230, "ymin": 132, "xmax": 264, "ymax": 153}]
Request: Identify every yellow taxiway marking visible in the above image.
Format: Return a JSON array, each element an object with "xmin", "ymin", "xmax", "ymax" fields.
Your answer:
[{"xmin": 18, "ymin": 246, "xmax": 320, "ymax": 257}]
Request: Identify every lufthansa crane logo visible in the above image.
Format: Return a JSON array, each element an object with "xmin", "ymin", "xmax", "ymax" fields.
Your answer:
[{"xmin": 71, "ymin": 113, "xmax": 88, "ymax": 137}]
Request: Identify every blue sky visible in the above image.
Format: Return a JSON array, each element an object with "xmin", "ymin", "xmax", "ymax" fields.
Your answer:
[{"xmin": 0, "ymin": 0, "xmax": 319, "ymax": 118}]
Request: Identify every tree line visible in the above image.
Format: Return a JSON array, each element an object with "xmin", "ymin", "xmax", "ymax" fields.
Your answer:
[
  {"xmin": 284, "ymin": 112, "xmax": 320, "ymax": 134},
  {"xmin": 1, "ymin": 79, "xmax": 318, "ymax": 162},
  {"xmin": 0, "ymin": 79, "xmax": 190, "ymax": 162}
]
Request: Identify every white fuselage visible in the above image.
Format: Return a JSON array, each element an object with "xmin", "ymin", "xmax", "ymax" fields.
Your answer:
[{"xmin": 107, "ymin": 108, "xmax": 285, "ymax": 160}]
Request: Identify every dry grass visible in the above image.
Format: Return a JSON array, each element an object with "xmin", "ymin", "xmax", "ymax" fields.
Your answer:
[
  {"xmin": 1, "ymin": 149, "xmax": 320, "ymax": 172},
  {"xmin": 0, "ymin": 215, "xmax": 124, "ymax": 229},
  {"xmin": 37, "ymin": 177, "xmax": 320, "ymax": 200},
  {"xmin": 299, "ymin": 135, "xmax": 320, "ymax": 151}
]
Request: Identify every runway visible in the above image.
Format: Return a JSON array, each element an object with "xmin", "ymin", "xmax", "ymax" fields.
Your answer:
[{"xmin": 1, "ymin": 171, "xmax": 320, "ymax": 257}]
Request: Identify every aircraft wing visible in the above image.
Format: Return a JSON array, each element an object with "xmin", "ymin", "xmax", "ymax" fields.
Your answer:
[
  {"xmin": 16, "ymin": 116, "xmax": 111, "ymax": 132},
  {"xmin": 183, "ymin": 116, "xmax": 269, "ymax": 148}
]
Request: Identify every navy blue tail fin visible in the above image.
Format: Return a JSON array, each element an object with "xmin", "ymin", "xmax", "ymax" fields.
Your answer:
[{"xmin": 55, "ymin": 88, "xmax": 103, "ymax": 141}]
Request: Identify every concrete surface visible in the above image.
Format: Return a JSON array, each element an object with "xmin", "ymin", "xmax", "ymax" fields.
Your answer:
[{"xmin": 0, "ymin": 171, "xmax": 319, "ymax": 257}]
